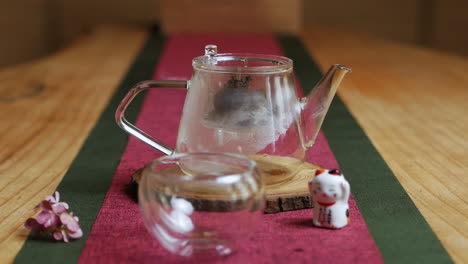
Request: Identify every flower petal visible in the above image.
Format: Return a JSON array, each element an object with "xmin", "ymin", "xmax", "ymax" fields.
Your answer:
[
  {"xmin": 68, "ymin": 228, "xmax": 83, "ymax": 239},
  {"xmin": 60, "ymin": 212, "xmax": 81, "ymax": 232},
  {"xmin": 37, "ymin": 210, "xmax": 59, "ymax": 228},
  {"xmin": 24, "ymin": 218, "xmax": 40, "ymax": 230},
  {"xmin": 53, "ymin": 231, "xmax": 63, "ymax": 241},
  {"xmin": 45, "ymin": 195, "xmax": 56, "ymax": 203},
  {"xmin": 52, "ymin": 202, "xmax": 69, "ymax": 214},
  {"xmin": 39, "ymin": 200, "xmax": 53, "ymax": 211}
]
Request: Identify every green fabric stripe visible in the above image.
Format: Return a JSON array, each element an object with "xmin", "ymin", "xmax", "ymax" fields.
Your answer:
[
  {"xmin": 277, "ymin": 35, "xmax": 453, "ymax": 263},
  {"xmin": 14, "ymin": 28, "xmax": 165, "ymax": 264}
]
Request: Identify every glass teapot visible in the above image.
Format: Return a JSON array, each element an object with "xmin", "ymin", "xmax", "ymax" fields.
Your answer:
[{"xmin": 116, "ymin": 45, "xmax": 351, "ymax": 184}]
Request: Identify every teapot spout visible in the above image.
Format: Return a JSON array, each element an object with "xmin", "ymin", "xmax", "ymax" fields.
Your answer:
[{"xmin": 301, "ymin": 64, "xmax": 352, "ymax": 148}]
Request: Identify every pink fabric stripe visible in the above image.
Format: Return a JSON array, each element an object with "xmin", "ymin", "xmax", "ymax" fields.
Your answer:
[{"xmin": 78, "ymin": 34, "xmax": 383, "ymax": 263}]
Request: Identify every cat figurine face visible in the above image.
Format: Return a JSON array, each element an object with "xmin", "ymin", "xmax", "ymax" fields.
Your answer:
[{"xmin": 308, "ymin": 169, "xmax": 351, "ymax": 229}]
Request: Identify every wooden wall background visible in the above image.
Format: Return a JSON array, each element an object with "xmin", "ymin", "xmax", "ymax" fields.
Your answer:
[{"xmin": 1, "ymin": 0, "xmax": 467, "ymax": 68}]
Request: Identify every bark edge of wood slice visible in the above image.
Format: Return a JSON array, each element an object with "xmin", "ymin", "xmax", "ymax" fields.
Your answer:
[{"xmin": 132, "ymin": 156, "xmax": 320, "ymax": 214}]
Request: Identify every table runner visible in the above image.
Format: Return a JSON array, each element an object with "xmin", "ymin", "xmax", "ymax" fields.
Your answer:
[
  {"xmin": 80, "ymin": 34, "xmax": 380, "ymax": 264},
  {"xmin": 15, "ymin": 29, "xmax": 452, "ymax": 264}
]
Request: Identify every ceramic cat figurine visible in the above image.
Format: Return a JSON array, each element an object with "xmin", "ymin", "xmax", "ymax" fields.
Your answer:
[{"xmin": 308, "ymin": 169, "xmax": 350, "ymax": 229}]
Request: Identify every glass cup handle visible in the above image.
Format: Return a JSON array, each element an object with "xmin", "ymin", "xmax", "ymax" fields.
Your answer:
[{"xmin": 115, "ymin": 80, "xmax": 188, "ymax": 155}]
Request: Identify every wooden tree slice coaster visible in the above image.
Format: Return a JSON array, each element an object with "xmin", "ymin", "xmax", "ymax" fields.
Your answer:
[
  {"xmin": 252, "ymin": 155, "xmax": 320, "ymax": 213},
  {"xmin": 132, "ymin": 155, "xmax": 320, "ymax": 214}
]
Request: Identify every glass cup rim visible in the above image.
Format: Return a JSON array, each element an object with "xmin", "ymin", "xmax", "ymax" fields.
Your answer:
[
  {"xmin": 147, "ymin": 152, "xmax": 257, "ymax": 182},
  {"xmin": 192, "ymin": 53, "xmax": 293, "ymax": 74}
]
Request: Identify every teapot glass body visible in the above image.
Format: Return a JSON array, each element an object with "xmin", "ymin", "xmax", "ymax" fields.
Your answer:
[
  {"xmin": 179, "ymin": 54, "xmax": 304, "ymax": 164},
  {"xmin": 116, "ymin": 45, "xmax": 351, "ymax": 184}
]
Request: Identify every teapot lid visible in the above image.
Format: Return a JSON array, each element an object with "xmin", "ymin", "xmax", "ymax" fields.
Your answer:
[{"xmin": 192, "ymin": 45, "xmax": 293, "ymax": 74}]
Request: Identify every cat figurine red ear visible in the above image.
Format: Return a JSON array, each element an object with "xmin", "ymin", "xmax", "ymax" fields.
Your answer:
[{"xmin": 308, "ymin": 169, "xmax": 350, "ymax": 229}]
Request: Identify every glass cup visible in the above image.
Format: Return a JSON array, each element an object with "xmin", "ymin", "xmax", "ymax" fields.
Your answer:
[{"xmin": 138, "ymin": 153, "xmax": 264, "ymax": 258}]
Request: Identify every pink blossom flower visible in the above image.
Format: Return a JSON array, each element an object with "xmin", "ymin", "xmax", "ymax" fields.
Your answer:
[
  {"xmin": 52, "ymin": 230, "xmax": 65, "ymax": 241},
  {"xmin": 24, "ymin": 191, "xmax": 82, "ymax": 242},
  {"xmin": 44, "ymin": 191, "xmax": 70, "ymax": 214},
  {"xmin": 35, "ymin": 210, "xmax": 59, "ymax": 228},
  {"xmin": 58, "ymin": 212, "xmax": 83, "ymax": 242},
  {"xmin": 24, "ymin": 218, "xmax": 47, "ymax": 235}
]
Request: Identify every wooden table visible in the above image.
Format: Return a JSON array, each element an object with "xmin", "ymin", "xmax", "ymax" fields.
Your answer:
[{"xmin": 0, "ymin": 26, "xmax": 466, "ymax": 263}]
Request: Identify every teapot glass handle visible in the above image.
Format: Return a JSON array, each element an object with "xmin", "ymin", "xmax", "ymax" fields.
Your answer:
[{"xmin": 115, "ymin": 80, "xmax": 187, "ymax": 155}]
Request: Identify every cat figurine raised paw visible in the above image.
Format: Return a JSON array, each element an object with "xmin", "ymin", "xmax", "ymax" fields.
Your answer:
[{"xmin": 308, "ymin": 169, "xmax": 350, "ymax": 229}]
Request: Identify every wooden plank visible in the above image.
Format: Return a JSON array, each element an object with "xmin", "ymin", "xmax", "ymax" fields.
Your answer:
[
  {"xmin": 433, "ymin": 0, "xmax": 468, "ymax": 56},
  {"xmin": 57, "ymin": 0, "xmax": 160, "ymax": 45},
  {"xmin": 303, "ymin": 0, "xmax": 420, "ymax": 43},
  {"xmin": 0, "ymin": 0, "xmax": 50, "ymax": 67},
  {"xmin": 0, "ymin": 25, "xmax": 146, "ymax": 264},
  {"xmin": 301, "ymin": 27, "xmax": 468, "ymax": 263},
  {"xmin": 160, "ymin": 0, "xmax": 302, "ymax": 33}
]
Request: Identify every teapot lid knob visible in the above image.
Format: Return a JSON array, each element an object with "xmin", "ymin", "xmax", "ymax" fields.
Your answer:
[{"xmin": 204, "ymin": 45, "xmax": 217, "ymax": 56}]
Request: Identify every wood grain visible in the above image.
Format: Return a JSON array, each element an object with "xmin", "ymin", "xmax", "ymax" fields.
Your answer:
[
  {"xmin": 252, "ymin": 155, "xmax": 319, "ymax": 213},
  {"xmin": 301, "ymin": 27, "xmax": 468, "ymax": 263},
  {"xmin": 0, "ymin": 26, "xmax": 146, "ymax": 264}
]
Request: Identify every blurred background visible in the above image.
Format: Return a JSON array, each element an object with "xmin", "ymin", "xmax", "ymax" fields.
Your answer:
[{"xmin": 1, "ymin": 0, "xmax": 467, "ymax": 68}]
